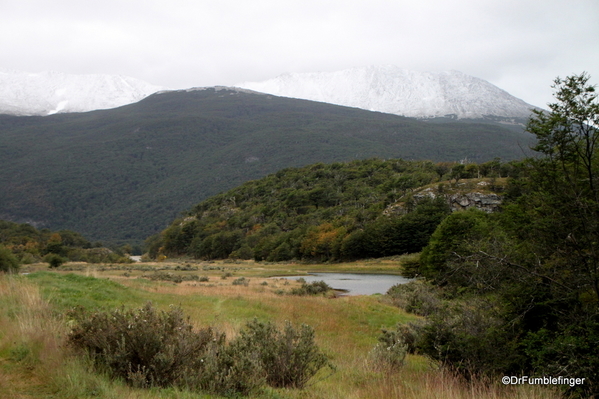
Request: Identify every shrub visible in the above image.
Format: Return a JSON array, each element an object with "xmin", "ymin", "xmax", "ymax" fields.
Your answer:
[
  {"xmin": 142, "ymin": 271, "xmax": 199, "ymax": 283},
  {"xmin": 290, "ymin": 280, "xmax": 331, "ymax": 296},
  {"xmin": 369, "ymin": 325, "xmax": 409, "ymax": 371},
  {"xmin": 399, "ymin": 252, "xmax": 421, "ymax": 278},
  {"xmin": 386, "ymin": 280, "xmax": 443, "ymax": 316},
  {"xmin": 67, "ymin": 303, "xmax": 216, "ymax": 389},
  {"xmin": 413, "ymin": 299, "xmax": 520, "ymax": 378},
  {"xmin": 44, "ymin": 253, "xmax": 66, "ymax": 268},
  {"xmin": 232, "ymin": 277, "xmax": 249, "ymax": 286},
  {"xmin": 0, "ymin": 244, "xmax": 19, "ymax": 273},
  {"xmin": 230, "ymin": 318, "xmax": 333, "ymax": 389},
  {"xmin": 67, "ymin": 304, "xmax": 332, "ymax": 395}
]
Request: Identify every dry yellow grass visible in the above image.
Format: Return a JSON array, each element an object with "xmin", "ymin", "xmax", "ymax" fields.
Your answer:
[{"xmin": 0, "ymin": 269, "xmax": 564, "ymax": 399}]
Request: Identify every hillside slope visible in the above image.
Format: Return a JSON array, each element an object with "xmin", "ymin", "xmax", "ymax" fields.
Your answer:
[
  {"xmin": 0, "ymin": 87, "xmax": 534, "ymax": 244},
  {"xmin": 153, "ymin": 158, "xmax": 511, "ymax": 262}
]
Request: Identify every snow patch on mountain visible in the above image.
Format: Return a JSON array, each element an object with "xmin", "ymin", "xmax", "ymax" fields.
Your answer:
[
  {"xmin": 0, "ymin": 69, "xmax": 164, "ymax": 116},
  {"xmin": 237, "ymin": 66, "xmax": 538, "ymax": 120}
]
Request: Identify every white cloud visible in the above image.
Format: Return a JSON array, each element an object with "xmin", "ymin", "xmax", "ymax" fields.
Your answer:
[{"xmin": 1, "ymin": 0, "xmax": 597, "ymax": 107}]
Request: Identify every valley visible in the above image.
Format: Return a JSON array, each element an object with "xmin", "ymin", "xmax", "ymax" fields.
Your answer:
[
  {"xmin": 1, "ymin": 72, "xmax": 597, "ymax": 398},
  {"xmin": 0, "ymin": 260, "xmax": 562, "ymax": 399},
  {"xmin": 0, "ymin": 87, "xmax": 534, "ymax": 245}
]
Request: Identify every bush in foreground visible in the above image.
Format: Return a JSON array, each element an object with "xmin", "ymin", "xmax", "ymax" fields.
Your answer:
[
  {"xmin": 231, "ymin": 318, "xmax": 334, "ymax": 389},
  {"xmin": 369, "ymin": 325, "xmax": 409, "ymax": 371},
  {"xmin": 67, "ymin": 303, "xmax": 332, "ymax": 396}
]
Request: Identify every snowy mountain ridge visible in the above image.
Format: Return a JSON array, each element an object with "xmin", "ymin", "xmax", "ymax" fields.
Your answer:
[
  {"xmin": 0, "ymin": 69, "xmax": 164, "ymax": 116},
  {"xmin": 238, "ymin": 66, "xmax": 538, "ymax": 120}
]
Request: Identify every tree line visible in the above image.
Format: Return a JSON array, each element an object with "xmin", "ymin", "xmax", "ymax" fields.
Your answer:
[
  {"xmin": 148, "ymin": 157, "xmax": 518, "ymax": 263},
  {"xmin": 390, "ymin": 73, "xmax": 599, "ymax": 398}
]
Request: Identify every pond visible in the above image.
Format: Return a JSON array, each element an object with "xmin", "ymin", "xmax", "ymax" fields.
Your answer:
[{"xmin": 280, "ymin": 273, "xmax": 412, "ymax": 296}]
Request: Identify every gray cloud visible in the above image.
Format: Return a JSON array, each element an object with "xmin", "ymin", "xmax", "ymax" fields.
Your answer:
[{"xmin": 1, "ymin": 0, "xmax": 597, "ymax": 108}]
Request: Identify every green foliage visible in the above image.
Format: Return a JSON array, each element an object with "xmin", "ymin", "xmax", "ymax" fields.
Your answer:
[
  {"xmin": 67, "ymin": 303, "xmax": 218, "ymax": 389},
  {"xmin": 369, "ymin": 326, "xmax": 408, "ymax": 371},
  {"xmin": 386, "ymin": 280, "xmax": 443, "ymax": 316},
  {"xmin": 358, "ymin": 197, "xmax": 451, "ymax": 259},
  {"xmin": 44, "ymin": 253, "xmax": 66, "ymax": 268},
  {"xmin": 0, "ymin": 244, "xmax": 19, "ymax": 273},
  {"xmin": 415, "ymin": 298, "xmax": 521, "ymax": 378},
  {"xmin": 289, "ymin": 280, "xmax": 332, "ymax": 296},
  {"xmin": 157, "ymin": 159, "xmax": 455, "ymax": 262},
  {"xmin": 230, "ymin": 318, "xmax": 333, "ymax": 389},
  {"xmin": 419, "ymin": 208, "xmax": 493, "ymax": 281},
  {"xmin": 67, "ymin": 304, "xmax": 332, "ymax": 395},
  {"xmin": 408, "ymin": 74, "xmax": 599, "ymax": 397},
  {"xmin": 232, "ymin": 277, "xmax": 250, "ymax": 286},
  {"xmin": 0, "ymin": 219, "xmax": 131, "ymax": 265},
  {"xmin": 398, "ymin": 252, "xmax": 421, "ymax": 278}
]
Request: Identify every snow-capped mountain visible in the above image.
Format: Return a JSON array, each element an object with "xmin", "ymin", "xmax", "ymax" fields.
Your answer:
[
  {"xmin": 238, "ymin": 66, "xmax": 537, "ymax": 120},
  {"xmin": 0, "ymin": 69, "xmax": 164, "ymax": 116}
]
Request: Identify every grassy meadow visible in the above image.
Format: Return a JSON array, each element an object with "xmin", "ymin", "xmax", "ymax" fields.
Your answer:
[{"xmin": 1, "ymin": 259, "xmax": 561, "ymax": 398}]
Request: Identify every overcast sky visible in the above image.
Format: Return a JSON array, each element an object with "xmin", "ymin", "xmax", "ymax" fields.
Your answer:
[{"xmin": 1, "ymin": 0, "xmax": 598, "ymax": 108}]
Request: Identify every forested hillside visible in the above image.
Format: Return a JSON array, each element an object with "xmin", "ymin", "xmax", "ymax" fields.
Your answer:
[
  {"xmin": 385, "ymin": 73, "xmax": 599, "ymax": 398},
  {"xmin": 0, "ymin": 220, "xmax": 131, "ymax": 271},
  {"xmin": 0, "ymin": 87, "xmax": 534, "ymax": 244},
  {"xmin": 151, "ymin": 158, "xmax": 514, "ymax": 262}
]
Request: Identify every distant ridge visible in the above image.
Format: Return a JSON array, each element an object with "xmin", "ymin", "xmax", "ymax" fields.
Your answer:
[
  {"xmin": 238, "ymin": 66, "xmax": 538, "ymax": 120},
  {"xmin": 0, "ymin": 69, "xmax": 163, "ymax": 116},
  {"xmin": 0, "ymin": 87, "xmax": 534, "ymax": 244}
]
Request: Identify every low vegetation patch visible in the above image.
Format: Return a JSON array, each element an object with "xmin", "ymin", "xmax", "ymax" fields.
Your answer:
[
  {"xmin": 141, "ymin": 271, "xmax": 200, "ymax": 283},
  {"xmin": 67, "ymin": 302, "xmax": 332, "ymax": 396},
  {"xmin": 289, "ymin": 279, "xmax": 332, "ymax": 296}
]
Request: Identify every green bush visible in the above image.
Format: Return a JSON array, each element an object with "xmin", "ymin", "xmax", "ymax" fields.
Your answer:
[
  {"xmin": 369, "ymin": 325, "xmax": 409, "ymax": 371},
  {"xmin": 386, "ymin": 280, "xmax": 443, "ymax": 316},
  {"xmin": 399, "ymin": 252, "xmax": 421, "ymax": 278},
  {"xmin": 232, "ymin": 277, "xmax": 249, "ymax": 286},
  {"xmin": 67, "ymin": 304, "xmax": 332, "ymax": 395},
  {"xmin": 44, "ymin": 253, "xmax": 66, "ymax": 268},
  {"xmin": 290, "ymin": 280, "xmax": 332, "ymax": 296},
  {"xmin": 0, "ymin": 244, "xmax": 19, "ymax": 273},
  {"xmin": 412, "ymin": 299, "xmax": 521, "ymax": 378},
  {"xmin": 230, "ymin": 318, "xmax": 333, "ymax": 389},
  {"xmin": 67, "ymin": 303, "xmax": 217, "ymax": 389}
]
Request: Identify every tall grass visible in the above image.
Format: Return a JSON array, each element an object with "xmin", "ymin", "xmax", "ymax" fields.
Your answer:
[{"xmin": 1, "ymin": 272, "xmax": 564, "ymax": 399}]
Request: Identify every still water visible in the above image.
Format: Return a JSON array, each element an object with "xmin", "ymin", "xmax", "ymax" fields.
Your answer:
[{"xmin": 281, "ymin": 273, "xmax": 412, "ymax": 296}]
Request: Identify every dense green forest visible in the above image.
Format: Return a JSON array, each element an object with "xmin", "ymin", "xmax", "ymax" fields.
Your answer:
[
  {"xmin": 0, "ymin": 87, "xmax": 534, "ymax": 245},
  {"xmin": 150, "ymin": 157, "xmax": 515, "ymax": 262},
  {"xmin": 384, "ymin": 73, "xmax": 599, "ymax": 398},
  {"xmin": 0, "ymin": 220, "xmax": 131, "ymax": 271}
]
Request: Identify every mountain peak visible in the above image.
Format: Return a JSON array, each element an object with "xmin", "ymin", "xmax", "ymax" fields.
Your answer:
[
  {"xmin": 0, "ymin": 69, "xmax": 164, "ymax": 116},
  {"xmin": 237, "ymin": 66, "xmax": 538, "ymax": 120}
]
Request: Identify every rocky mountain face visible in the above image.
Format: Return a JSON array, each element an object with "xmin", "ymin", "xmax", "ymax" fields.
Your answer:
[
  {"xmin": 238, "ymin": 66, "xmax": 538, "ymax": 120},
  {"xmin": 384, "ymin": 179, "xmax": 504, "ymax": 216},
  {"xmin": 0, "ymin": 69, "xmax": 163, "ymax": 116}
]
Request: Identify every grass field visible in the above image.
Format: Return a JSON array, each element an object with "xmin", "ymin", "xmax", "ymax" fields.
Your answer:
[{"xmin": 0, "ymin": 259, "xmax": 562, "ymax": 398}]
